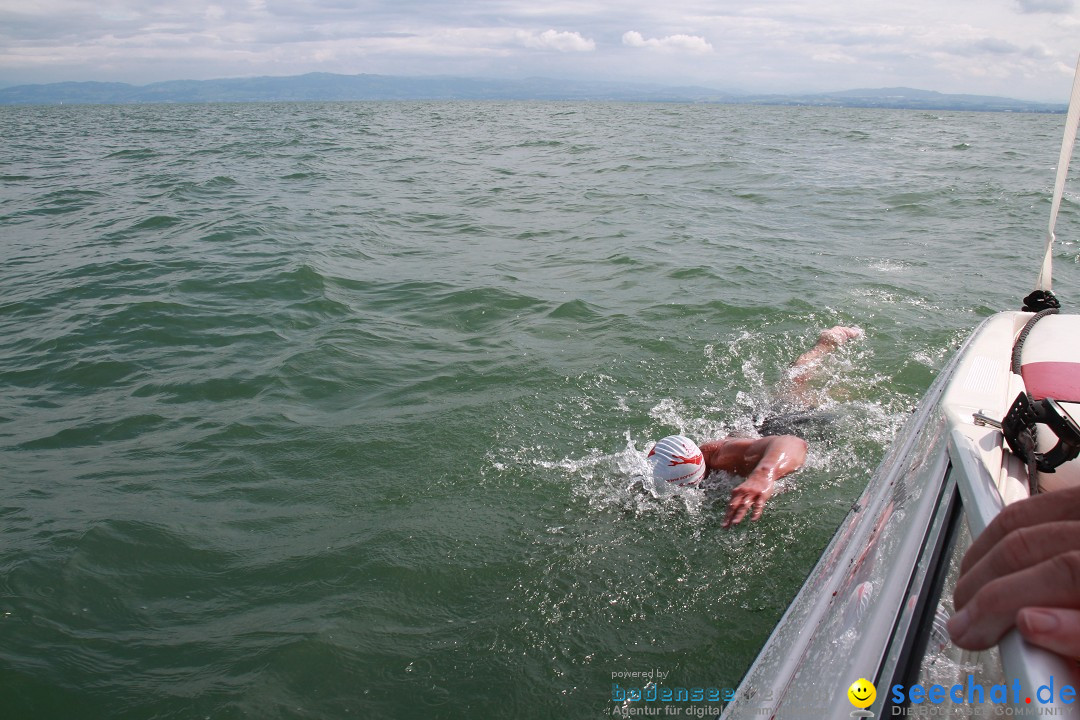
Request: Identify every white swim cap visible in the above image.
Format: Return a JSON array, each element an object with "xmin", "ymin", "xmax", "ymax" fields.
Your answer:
[{"xmin": 647, "ymin": 435, "xmax": 706, "ymax": 487}]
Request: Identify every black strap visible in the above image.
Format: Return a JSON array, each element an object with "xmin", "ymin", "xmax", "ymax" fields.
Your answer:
[
  {"xmin": 1003, "ymin": 393, "xmax": 1080, "ymax": 480},
  {"xmin": 1022, "ymin": 289, "xmax": 1061, "ymax": 313}
]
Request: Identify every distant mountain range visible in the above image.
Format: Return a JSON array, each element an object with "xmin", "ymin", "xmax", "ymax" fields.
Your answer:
[{"xmin": 0, "ymin": 72, "xmax": 1066, "ymax": 112}]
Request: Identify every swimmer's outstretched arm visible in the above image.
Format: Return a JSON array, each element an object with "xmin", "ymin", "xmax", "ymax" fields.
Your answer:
[
  {"xmin": 786, "ymin": 325, "xmax": 863, "ymax": 400},
  {"xmin": 700, "ymin": 436, "xmax": 808, "ymax": 529}
]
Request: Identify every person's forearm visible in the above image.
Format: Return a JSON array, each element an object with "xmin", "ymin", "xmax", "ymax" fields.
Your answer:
[
  {"xmin": 722, "ymin": 436, "xmax": 807, "ymax": 528},
  {"xmin": 792, "ymin": 345, "xmax": 829, "ymax": 372},
  {"xmin": 752, "ymin": 436, "xmax": 808, "ymax": 484},
  {"xmin": 792, "ymin": 326, "xmax": 863, "ymax": 375}
]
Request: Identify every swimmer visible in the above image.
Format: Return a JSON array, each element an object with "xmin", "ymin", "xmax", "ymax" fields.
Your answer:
[{"xmin": 649, "ymin": 326, "xmax": 863, "ymax": 528}]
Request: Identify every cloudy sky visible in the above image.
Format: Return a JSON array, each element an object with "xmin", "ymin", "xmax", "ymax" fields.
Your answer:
[{"xmin": 2, "ymin": 0, "xmax": 1078, "ymax": 101}]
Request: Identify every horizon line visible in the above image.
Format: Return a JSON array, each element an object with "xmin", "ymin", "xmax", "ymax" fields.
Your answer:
[{"xmin": 0, "ymin": 71, "xmax": 1067, "ymax": 111}]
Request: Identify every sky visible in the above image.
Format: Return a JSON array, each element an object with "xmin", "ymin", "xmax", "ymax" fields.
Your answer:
[{"xmin": 1, "ymin": 0, "xmax": 1079, "ymax": 101}]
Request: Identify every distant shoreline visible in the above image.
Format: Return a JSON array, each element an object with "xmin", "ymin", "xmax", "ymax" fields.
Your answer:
[{"xmin": 0, "ymin": 72, "xmax": 1066, "ymax": 113}]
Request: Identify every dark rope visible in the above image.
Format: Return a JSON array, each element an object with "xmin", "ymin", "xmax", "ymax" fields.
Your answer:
[{"xmin": 1011, "ymin": 308, "xmax": 1060, "ymax": 376}]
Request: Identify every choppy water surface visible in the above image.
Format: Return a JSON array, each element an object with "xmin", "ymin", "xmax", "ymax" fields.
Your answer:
[{"xmin": 1, "ymin": 101, "xmax": 1078, "ymax": 718}]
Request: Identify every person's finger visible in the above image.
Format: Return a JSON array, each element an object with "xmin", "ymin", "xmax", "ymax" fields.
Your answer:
[
  {"xmin": 724, "ymin": 496, "xmax": 751, "ymax": 529},
  {"xmin": 835, "ymin": 327, "xmax": 862, "ymax": 343},
  {"xmin": 750, "ymin": 500, "xmax": 766, "ymax": 522},
  {"xmin": 954, "ymin": 521, "xmax": 1080, "ymax": 610},
  {"xmin": 722, "ymin": 499, "xmax": 738, "ymax": 528},
  {"xmin": 818, "ymin": 329, "xmax": 842, "ymax": 347},
  {"xmin": 1017, "ymin": 607, "xmax": 1080, "ymax": 659},
  {"xmin": 948, "ymin": 550, "xmax": 1080, "ymax": 650},
  {"xmin": 960, "ymin": 486, "xmax": 1080, "ymax": 575},
  {"xmin": 723, "ymin": 503, "xmax": 748, "ymax": 528}
]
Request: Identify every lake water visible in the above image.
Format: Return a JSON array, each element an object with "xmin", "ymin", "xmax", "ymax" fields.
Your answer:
[{"xmin": 2, "ymin": 100, "xmax": 1078, "ymax": 719}]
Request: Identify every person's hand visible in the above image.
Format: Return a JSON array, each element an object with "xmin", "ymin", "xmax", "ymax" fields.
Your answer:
[
  {"xmin": 816, "ymin": 325, "xmax": 864, "ymax": 348},
  {"xmin": 723, "ymin": 477, "xmax": 774, "ymax": 529},
  {"xmin": 948, "ymin": 485, "xmax": 1080, "ymax": 658}
]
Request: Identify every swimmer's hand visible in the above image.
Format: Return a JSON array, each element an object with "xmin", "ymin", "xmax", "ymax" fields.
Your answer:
[
  {"xmin": 816, "ymin": 325, "xmax": 864, "ymax": 349},
  {"xmin": 723, "ymin": 477, "xmax": 774, "ymax": 529},
  {"xmin": 707, "ymin": 435, "xmax": 806, "ymax": 529}
]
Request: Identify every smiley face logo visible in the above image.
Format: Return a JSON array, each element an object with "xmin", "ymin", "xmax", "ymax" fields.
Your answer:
[{"xmin": 848, "ymin": 678, "xmax": 876, "ymax": 709}]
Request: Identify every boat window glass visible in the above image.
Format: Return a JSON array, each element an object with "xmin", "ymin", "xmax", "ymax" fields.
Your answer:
[{"xmin": 912, "ymin": 519, "xmax": 1003, "ymax": 715}]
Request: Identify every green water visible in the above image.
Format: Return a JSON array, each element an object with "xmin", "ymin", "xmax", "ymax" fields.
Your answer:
[{"xmin": 1, "ymin": 101, "xmax": 1078, "ymax": 719}]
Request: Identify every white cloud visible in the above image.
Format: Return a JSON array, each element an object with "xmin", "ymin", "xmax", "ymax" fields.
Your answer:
[
  {"xmin": 1, "ymin": 1, "xmax": 1078, "ymax": 101},
  {"xmin": 811, "ymin": 50, "xmax": 858, "ymax": 65},
  {"xmin": 971, "ymin": 38, "xmax": 1023, "ymax": 54},
  {"xmin": 622, "ymin": 30, "xmax": 713, "ymax": 53},
  {"xmin": 518, "ymin": 29, "xmax": 595, "ymax": 52},
  {"xmin": 1016, "ymin": 0, "xmax": 1074, "ymax": 12}
]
